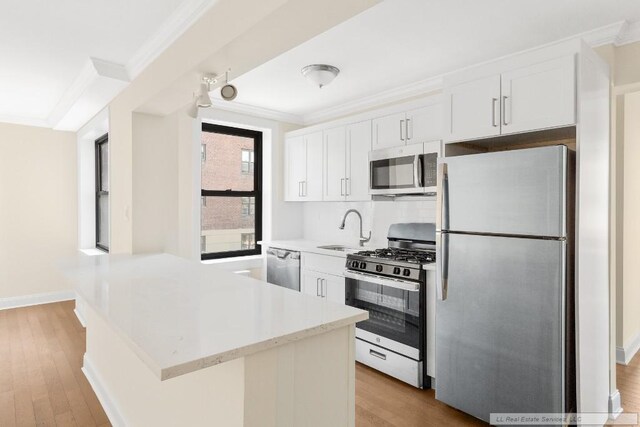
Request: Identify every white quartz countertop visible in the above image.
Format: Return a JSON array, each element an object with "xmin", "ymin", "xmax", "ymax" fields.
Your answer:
[
  {"xmin": 263, "ymin": 239, "xmax": 386, "ymax": 258},
  {"xmin": 63, "ymin": 254, "xmax": 368, "ymax": 381},
  {"xmin": 265, "ymin": 240, "xmax": 437, "ymax": 270}
]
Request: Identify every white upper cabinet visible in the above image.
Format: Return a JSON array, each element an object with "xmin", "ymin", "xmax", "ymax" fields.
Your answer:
[
  {"xmin": 446, "ymin": 75, "xmax": 502, "ymax": 142},
  {"xmin": 372, "ymin": 112, "xmax": 406, "ymax": 149},
  {"xmin": 346, "ymin": 120, "xmax": 372, "ymax": 201},
  {"xmin": 323, "ymin": 126, "xmax": 347, "ymax": 201},
  {"xmin": 284, "ymin": 96, "xmax": 440, "ymax": 202},
  {"xmin": 406, "ymin": 104, "xmax": 443, "ymax": 144},
  {"xmin": 323, "ymin": 121, "xmax": 372, "ymax": 202},
  {"xmin": 373, "ymin": 105, "xmax": 442, "ymax": 149},
  {"xmin": 445, "ymin": 55, "xmax": 576, "ymax": 143},
  {"xmin": 500, "ymin": 56, "xmax": 575, "ymax": 135},
  {"xmin": 285, "ymin": 136, "xmax": 306, "ymax": 201},
  {"xmin": 284, "ymin": 132, "xmax": 323, "ymax": 201},
  {"xmin": 304, "ymin": 132, "xmax": 323, "ymax": 201}
]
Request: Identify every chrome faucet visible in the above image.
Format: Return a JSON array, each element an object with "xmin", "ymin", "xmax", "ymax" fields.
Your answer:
[{"xmin": 339, "ymin": 209, "xmax": 371, "ymax": 247}]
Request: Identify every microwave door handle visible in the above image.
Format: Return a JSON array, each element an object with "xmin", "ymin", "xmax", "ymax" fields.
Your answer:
[
  {"xmin": 417, "ymin": 155, "xmax": 424, "ymax": 188},
  {"xmin": 413, "ymin": 155, "xmax": 421, "ymax": 189}
]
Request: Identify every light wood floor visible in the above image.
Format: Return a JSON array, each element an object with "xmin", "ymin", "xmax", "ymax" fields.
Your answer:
[
  {"xmin": 1, "ymin": 301, "xmax": 639, "ymax": 427},
  {"xmin": 0, "ymin": 301, "xmax": 109, "ymax": 427}
]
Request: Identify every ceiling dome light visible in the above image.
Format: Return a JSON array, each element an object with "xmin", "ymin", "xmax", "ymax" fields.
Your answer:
[{"xmin": 301, "ymin": 64, "xmax": 340, "ymax": 89}]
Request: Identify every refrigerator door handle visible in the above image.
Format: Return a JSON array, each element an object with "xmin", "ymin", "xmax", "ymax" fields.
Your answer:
[
  {"xmin": 436, "ymin": 232, "xmax": 449, "ymax": 300},
  {"xmin": 436, "ymin": 162, "xmax": 448, "ymax": 232}
]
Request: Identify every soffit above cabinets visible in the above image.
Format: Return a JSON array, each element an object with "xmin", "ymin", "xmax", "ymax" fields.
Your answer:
[{"xmin": 210, "ymin": 0, "xmax": 640, "ymax": 126}]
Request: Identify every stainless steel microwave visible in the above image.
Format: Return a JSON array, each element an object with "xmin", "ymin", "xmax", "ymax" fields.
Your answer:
[{"xmin": 369, "ymin": 141, "xmax": 442, "ymax": 196}]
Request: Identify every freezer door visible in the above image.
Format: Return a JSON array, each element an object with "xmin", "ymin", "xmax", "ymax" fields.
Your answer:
[
  {"xmin": 435, "ymin": 233, "xmax": 566, "ymax": 423},
  {"xmin": 441, "ymin": 145, "xmax": 568, "ymax": 238}
]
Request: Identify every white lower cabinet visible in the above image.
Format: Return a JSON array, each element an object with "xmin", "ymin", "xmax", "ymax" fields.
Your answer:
[
  {"xmin": 301, "ymin": 253, "xmax": 346, "ymax": 304},
  {"xmin": 302, "ymin": 270, "xmax": 345, "ymax": 304}
]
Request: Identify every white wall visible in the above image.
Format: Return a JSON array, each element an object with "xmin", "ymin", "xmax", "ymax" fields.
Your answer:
[
  {"xmin": 125, "ymin": 105, "xmax": 302, "ymax": 277},
  {"xmin": 132, "ymin": 112, "xmax": 179, "ymax": 254},
  {"xmin": 621, "ymin": 90, "xmax": 640, "ymax": 359},
  {"xmin": 302, "ymin": 199, "xmax": 436, "ymax": 247},
  {"xmin": 0, "ymin": 122, "xmax": 77, "ymax": 300}
]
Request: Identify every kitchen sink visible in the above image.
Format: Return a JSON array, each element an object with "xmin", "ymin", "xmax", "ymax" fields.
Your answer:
[{"xmin": 317, "ymin": 244, "xmax": 356, "ymax": 252}]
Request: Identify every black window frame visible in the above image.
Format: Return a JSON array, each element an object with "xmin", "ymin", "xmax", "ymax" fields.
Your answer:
[
  {"xmin": 201, "ymin": 123, "xmax": 262, "ymax": 260},
  {"xmin": 95, "ymin": 134, "xmax": 109, "ymax": 252}
]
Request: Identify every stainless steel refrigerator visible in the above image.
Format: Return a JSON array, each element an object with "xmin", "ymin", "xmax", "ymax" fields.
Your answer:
[{"xmin": 435, "ymin": 145, "xmax": 575, "ymax": 424}]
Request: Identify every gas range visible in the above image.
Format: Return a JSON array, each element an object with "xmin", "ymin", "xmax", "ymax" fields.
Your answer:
[
  {"xmin": 346, "ymin": 247, "xmax": 436, "ymax": 282},
  {"xmin": 343, "ymin": 222, "xmax": 436, "ymax": 389}
]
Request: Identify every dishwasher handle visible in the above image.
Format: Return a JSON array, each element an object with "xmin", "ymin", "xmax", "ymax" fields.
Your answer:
[{"xmin": 267, "ymin": 248, "xmax": 300, "ymax": 260}]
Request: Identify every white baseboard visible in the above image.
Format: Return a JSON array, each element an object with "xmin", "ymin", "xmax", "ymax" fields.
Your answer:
[
  {"xmin": 616, "ymin": 331, "xmax": 640, "ymax": 365},
  {"xmin": 0, "ymin": 290, "xmax": 75, "ymax": 311},
  {"xmin": 74, "ymin": 308, "xmax": 87, "ymax": 327},
  {"xmin": 82, "ymin": 354, "xmax": 126, "ymax": 427},
  {"xmin": 609, "ymin": 390, "xmax": 623, "ymax": 420}
]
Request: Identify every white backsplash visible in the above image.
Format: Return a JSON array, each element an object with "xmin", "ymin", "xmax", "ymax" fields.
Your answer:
[{"xmin": 302, "ymin": 199, "xmax": 437, "ymax": 247}]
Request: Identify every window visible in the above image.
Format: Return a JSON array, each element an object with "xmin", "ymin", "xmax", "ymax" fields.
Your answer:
[
  {"xmin": 241, "ymin": 233, "xmax": 255, "ymax": 250},
  {"xmin": 241, "ymin": 149, "xmax": 254, "ymax": 174},
  {"xmin": 95, "ymin": 134, "xmax": 109, "ymax": 252},
  {"xmin": 201, "ymin": 124, "xmax": 262, "ymax": 259},
  {"xmin": 241, "ymin": 197, "xmax": 255, "ymax": 217}
]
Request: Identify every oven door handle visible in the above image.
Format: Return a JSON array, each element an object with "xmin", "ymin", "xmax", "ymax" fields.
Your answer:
[{"xmin": 344, "ymin": 270, "xmax": 420, "ymax": 292}]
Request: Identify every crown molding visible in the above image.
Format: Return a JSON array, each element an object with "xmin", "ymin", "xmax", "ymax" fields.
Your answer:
[
  {"xmin": 48, "ymin": 58, "xmax": 129, "ymax": 128},
  {"xmin": 615, "ymin": 20, "xmax": 640, "ymax": 46},
  {"xmin": 302, "ymin": 76, "xmax": 442, "ymax": 126},
  {"xmin": 207, "ymin": 98, "xmax": 304, "ymax": 125},
  {"xmin": 581, "ymin": 21, "xmax": 628, "ymax": 47},
  {"xmin": 581, "ymin": 19, "xmax": 640, "ymax": 47},
  {"xmin": 126, "ymin": 0, "xmax": 217, "ymax": 79}
]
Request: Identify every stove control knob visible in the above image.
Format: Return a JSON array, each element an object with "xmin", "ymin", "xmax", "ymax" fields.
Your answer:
[
  {"xmin": 351, "ymin": 261, "xmax": 359, "ymax": 268},
  {"xmin": 403, "ymin": 268, "xmax": 411, "ymax": 277},
  {"xmin": 376, "ymin": 265, "xmax": 383, "ymax": 273},
  {"xmin": 393, "ymin": 267, "xmax": 401, "ymax": 275},
  {"xmin": 360, "ymin": 262, "xmax": 367, "ymax": 269}
]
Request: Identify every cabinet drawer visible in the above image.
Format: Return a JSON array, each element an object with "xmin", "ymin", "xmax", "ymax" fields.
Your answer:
[
  {"xmin": 301, "ymin": 253, "xmax": 346, "ymax": 276},
  {"xmin": 356, "ymin": 339, "xmax": 422, "ymax": 388}
]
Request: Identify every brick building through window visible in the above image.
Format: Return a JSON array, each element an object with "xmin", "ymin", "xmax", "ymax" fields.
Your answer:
[{"xmin": 201, "ymin": 123, "xmax": 262, "ymax": 259}]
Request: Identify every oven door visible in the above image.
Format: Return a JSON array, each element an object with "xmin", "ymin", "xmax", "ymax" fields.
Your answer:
[{"xmin": 344, "ymin": 270, "xmax": 424, "ymax": 359}]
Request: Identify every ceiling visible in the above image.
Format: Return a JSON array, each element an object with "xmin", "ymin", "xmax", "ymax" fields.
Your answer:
[
  {"xmin": 212, "ymin": 0, "xmax": 640, "ymax": 124},
  {"xmin": 0, "ymin": 0, "xmax": 211, "ymax": 130}
]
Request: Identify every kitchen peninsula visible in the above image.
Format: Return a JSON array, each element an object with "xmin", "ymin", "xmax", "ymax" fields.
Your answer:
[{"xmin": 65, "ymin": 254, "xmax": 367, "ymax": 427}]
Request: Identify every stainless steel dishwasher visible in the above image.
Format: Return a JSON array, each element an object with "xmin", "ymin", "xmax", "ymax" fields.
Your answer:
[{"xmin": 266, "ymin": 248, "xmax": 300, "ymax": 291}]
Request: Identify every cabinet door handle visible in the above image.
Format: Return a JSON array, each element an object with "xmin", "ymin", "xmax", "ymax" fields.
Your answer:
[
  {"xmin": 298, "ymin": 181, "xmax": 302, "ymax": 197},
  {"xmin": 502, "ymin": 95, "xmax": 509, "ymax": 126},
  {"xmin": 302, "ymin": 181, "xmax": 307, "ymax": 197},
  {"xmin": 369, "ymin": 349, "xmax": 387, "ymax": 360},
  {"xmin": 345, "ymin": 177, "xmax": 350, "ymax": 196},
  {"xmin": 406, "ymin": 118, "xmax": 411, "ymax": 140},
  {"xmin": 400, "ymin": 119, "xmax": 405, "ymax": 141},
  {"xmin": 491, "ymin": 98, "xmax": 498, "ymax": 127}
]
